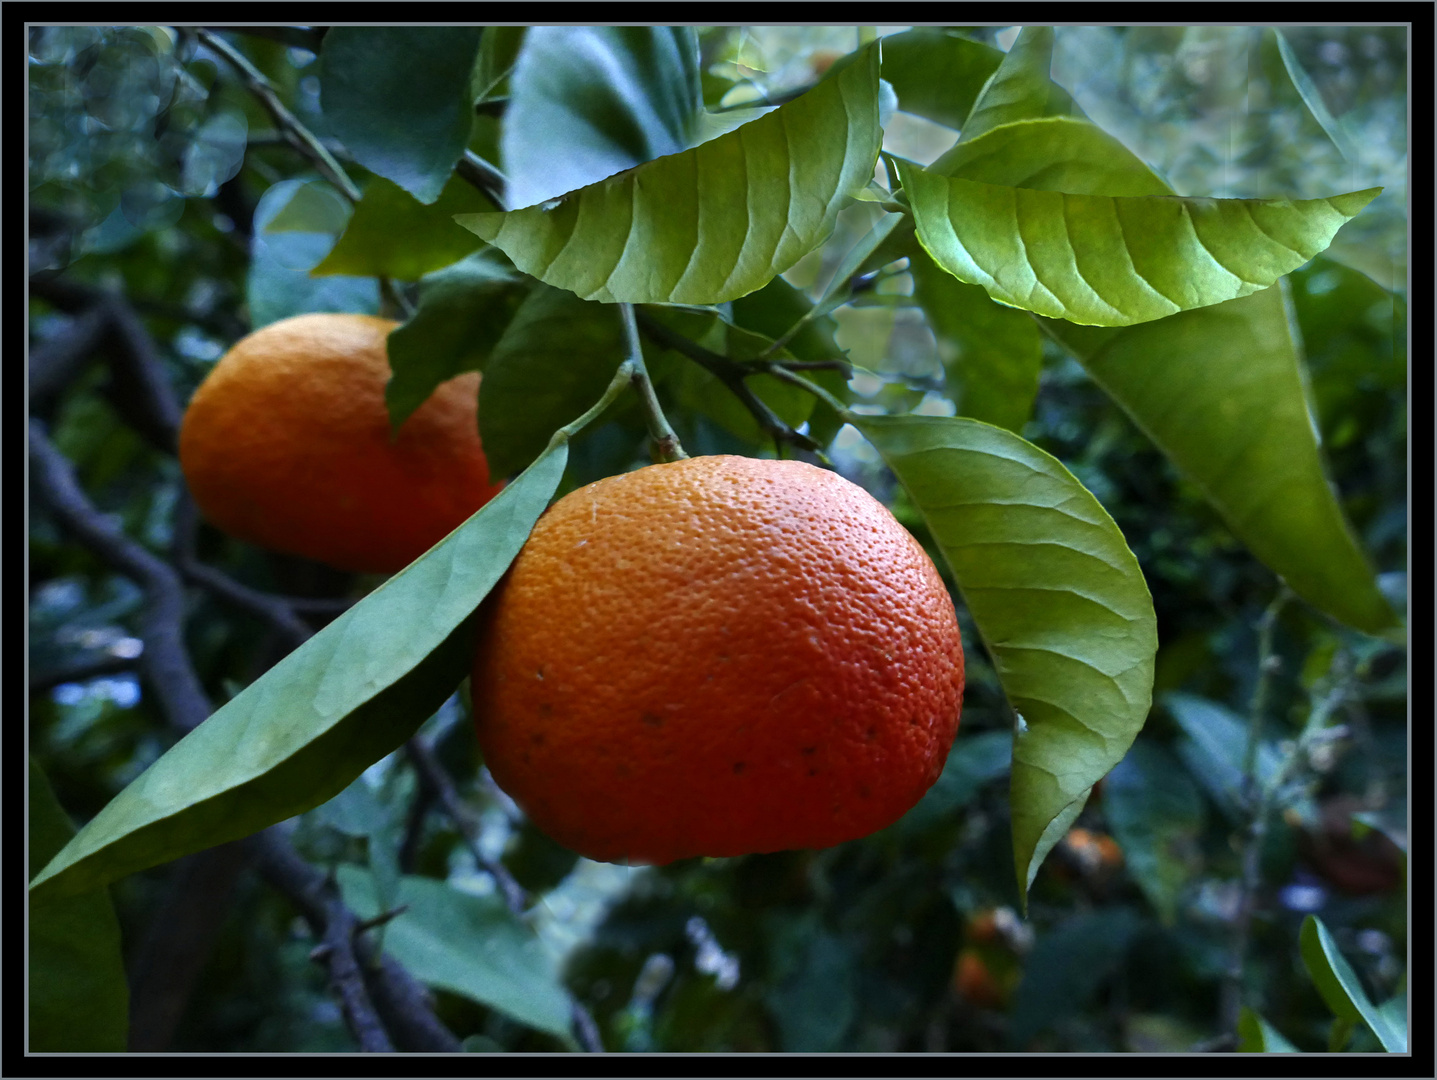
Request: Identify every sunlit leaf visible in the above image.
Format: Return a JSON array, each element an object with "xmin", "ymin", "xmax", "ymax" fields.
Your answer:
[
  {"xmin": 313, "ymin": 173, "xmax": 493, "ymax": 281},
  {"xmin": 1300, "ymin": 915, "xmax": 1406, "ymax": 1052},
  {"xmin": 319, "ymin": 27, "xmax": 483, "ymax": 204},
  {"xmin": 29, "ymin": 445, "xmax": 572, "ymax": 900},
  {"xmin": 851, "ymin": 414, "xmax": 1157, "ymax": 901},
  {"xmin": 1042, "ymin": 288, "xmax": 1399, "ymax": 634},
  {"xmin": 502, "ymin": 26, "xmax": 703, "ymax": 209},
  {"xmin": 958, "ymin": 26, "xmax": 1085, "ymax": 145},
  {"xmin": 336, "ymin": 866, "xmax": 574, "ymax": 1043},
  {"xmin": 458, "ymin": 42, "xmax": 882, "ymax": 305},
  {"xmin": 900, "ymin": 158, "xmax": 1379, "ymax": 327},
  {"xmin": 28, "ymin": 758, "xmax": 127, "ymax": 1052}
]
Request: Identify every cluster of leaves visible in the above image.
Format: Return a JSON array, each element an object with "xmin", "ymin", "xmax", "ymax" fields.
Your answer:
[{"xmin": 28, "ymin": 24, "xmax": 1406, "ymax": 1054}]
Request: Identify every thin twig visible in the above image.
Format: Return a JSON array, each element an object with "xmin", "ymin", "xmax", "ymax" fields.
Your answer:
[
  {"xmin": 456, "ymin": 149, "xmax": 508, "ymax": 209},
  {"xmin": 194, "ymin": 28, "xmax": 361, "ymax": 203},
  {"xmin": 404, "ymin": 738, "xmax": 529, "ymax": 916},
  {"xmin": 29, "ymin": 654, "xmax": 139, "ymax": 696},
  {"xmin": 622, "ymin": 305, "xmax": 688, "ymax": 462},
  {"xmin": 633, "ymin": 309, "xmax": 816, "ymax": 454}
]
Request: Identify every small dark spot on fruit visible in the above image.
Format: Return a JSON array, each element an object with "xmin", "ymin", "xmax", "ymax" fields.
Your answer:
[
  {"xmin": 807, "ymin": 768, "xmax": 818, "ymax": 777},
  {"xmin": 801, "ymin": 746, "xmax": 817, "ymax": 755},
  {"xmin": 531, "ymin": 732, "xmax": 546, "ymax": 745},
  {"xmin": 865, "ymin": 726, "xmax": 876, "ymax": 740},
  {"xmin": 640, "ymin": 712, "xmax": 663, "ymax": 727},
  {"xmin": 732, "ymin": 761, "xmax": 745, "ymax": 774},
  {"xmin": 538, "ymin": 703, "xmax": 553, "ymax": 717}
]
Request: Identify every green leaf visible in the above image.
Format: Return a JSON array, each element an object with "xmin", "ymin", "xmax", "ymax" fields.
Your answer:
[
  {"xmin": 457, "ymin": 42, "xmax": 882, "ymax": 304},
  {"xmin": 1237, "ymin": 1007, "xmax": 1300, "ymax": 1052},
  {"xmin": 893, "ymin": 729, "xmax": 1012, "ymax": 835},
  {"xmin": 29, "ymin": 446, "xmax": 571, "ymax": 900},
  {"xmin": 502, "ymin": 26, "xmax": 703, "ymax": 209},
  {"xmin": 264, "ymin": 180, "xmax": 352, "ymax": 234},
  {"xmin": 479, "ymin": 285, "xmax": 629, "ymax": 478},
  {"xmin": 958, "ymin": 26, "xmax": 1085, "ymax": 144},
  {"xmin": 313, "ymin": 173, "xmax": 493, "ymax": 281},
  {"xmin": 1165, "ymin": 692, "xmax": 1280, "ymax": 819},
  {"xmin": 28, "ymin": 758, "xmax": 128, "ymax": 1052},
  {"xmin": 877, "ymin": 28, "xmax": 1003, "ymax": 130},
  {"xmin": 900, "ymin": 159, "xmax": 1379, "ymax": 327},
  {"xmin": 319, "ymin": 27, "xmax": 483, "ymax": 204},
  {"xmin": 931, "ymin": 116, "xmax": 1171, "ymax": 196},
  {"xmin": 1103, "ymin": 738, "xmax": 1204, "ymax": 924},
  {"xmin": 1300, "ymin": 915, "xmax": 1406, "ymax": 1052},
  {"xmin": 385, "ymin": 250, "xmax": 529, "ymax": 429},
  {"xmin": 247, "ymin": 180, "xmax": 378, "ymax": 328},
  {"xmin": 850, "ymin": 415, "xmax": 1157, "ymax": 901},
  {"xmin": 1273, "ymin": 29, "xmax": 1357, "ymax": 162},
  {"xmin": 909, "ymin": 248, "xmax": 1041, "ymax": 432},
  {"xmin": 1042, "ymin": 288, "xmax": 1399, "ymax": 634},
  {"xmin": 474, "ymin": 26, "xmax": 526, "ymax": 104},
  {"xmin": 336, "ymin": 866, "xmax": 574, "ymax": 1042},
  {"xmin": 764, "ymin": 912, "xmax": 857, "ymax": 1052}
]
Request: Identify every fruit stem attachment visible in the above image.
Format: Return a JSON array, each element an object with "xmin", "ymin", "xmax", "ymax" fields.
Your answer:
[{"xmin": 621, "ymin": 303, "xmax": 688, "ymax": 462}]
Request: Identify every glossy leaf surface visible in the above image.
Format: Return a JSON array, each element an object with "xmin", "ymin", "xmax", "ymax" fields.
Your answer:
[
  {"xmin": 458, "ymin": 43, "xmax": 882, "ymax": 304},
  {"xmin": 852, "ymin": 414, "xmax": 1157, "ymax": 899},
  {"xmin": 30, "ymin": 447, "xmax": 571, "ymax": 900},
  {"xmin": 901, "ymin": 159, "xmax": 1378, "ymax": 327},
  {"xmin": 1300, "ymin": 915, "xmax": 1406, "ymax": 1052}
]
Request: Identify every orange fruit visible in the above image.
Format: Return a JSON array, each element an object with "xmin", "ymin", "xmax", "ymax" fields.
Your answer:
[
  {"xmin": 471, "ymin": 454, "xmax": 965, "ymax": 865},
  {"xmin": 178, "ymin": 313, "xmax": 503, "ymax": 574}
]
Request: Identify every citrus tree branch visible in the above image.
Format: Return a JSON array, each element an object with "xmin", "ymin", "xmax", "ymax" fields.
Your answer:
[{"xmin": 621, "ymin": 305, "xmax": 688, "ymax": 462}]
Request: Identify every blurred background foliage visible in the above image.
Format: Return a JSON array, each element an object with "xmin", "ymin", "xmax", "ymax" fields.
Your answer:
[{"xmin": 28, "ymin": 24, "xmax": 1407, "ymax": 1053}]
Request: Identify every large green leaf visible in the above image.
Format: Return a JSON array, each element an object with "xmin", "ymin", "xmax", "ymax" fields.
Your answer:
[
  {"xmin": 313, "ymin": 173, "xmax": 493, "ymax": 281},
  {"xmin": 900, "ymin": 158, "xmax": 1379, "ymax": 327},
  {"xmin": 28, "ymin": 758, "xmax": 128, "ymax": 1052},
  {"xmin": 502, "ymin": 26, "xmax": 703, "ymax": 209},
  {"xmin": 877, "ymin": 28, "xmax": 1002, "ymax": 130},
  {"xmin": 457, "ymin": 42, "xmax": 882, "ymax": 305},
  {"xmin": 29, "ymin": 447, "xmax": 571, "ymax": 900},
  {"xmin": 319, "ymin": 27, "xmax": 483, "ymax": 204},
  {"xmin": 1103, "ymin": 737, "xmax": 1204, "ymax": 924},
  {"xmin": 1042, "ymin": 288, "xmax": 1399, "ymax": 634},
  {"xmin": 908, "ymin": 248, "xmax": 1041, "ymax": 432},
  {"xmin": 931, "ymin": 116, "xmax": 1171, "ymax": 196},
  {"xmin": 1300, "ymin": 915, "xmax": 1406, "ymax": 1052},
  {"xmin": 384, "ymin": 250, "xmax": 529, "ymax": 429},
  {"xmin": 957, "ymin": 26, "xmax": 1084, "ymax": 144},
  {"xmin": 336, "ymin": 866, "xmax": 574, "ymax": 1043},
  {"xmin": 851, "ymin": 415, "xmax": 1157, "ymax": 901},
  {"xmin": 479, "ymin": 284, "xmax": 629, "ymax": 478}
]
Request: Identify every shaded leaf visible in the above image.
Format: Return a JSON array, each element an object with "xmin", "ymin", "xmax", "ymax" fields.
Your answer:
[
  {"xmin": 1300, "ymin": 915, "xmax": 1406, "ymax": 1052},
  {"xmin": 336, "ymin": 866, "xmax": 574, "ymax": 1042},
  {"xmin": 1237, "ymin": 1007, "xmax": 1300, "ymax": 1052},
  {"xmin": 28, "ymin": 758, "xmax": 127, "ymax": 1052},
  {"xmin": 931, "ymin": 116, "xmax": 1170, "ymax": 196},
  {"xmin": 763, "ymin": 912, "xmax": 856, "ymax": 1052},
  {"xmin": 313, "ymin": 173, "xmax": 493, "ymax": 281},
  {"xmin": 1166, "ymin": 692, "xmax": 1281, "ymax": 819},
  {"xmin": 1008, "ymin": 907, "xmax": 1141, "ymax": 1048},
  {"xmin": 458, "ymin": 42, "xmax": 882, "ymax": 305},
  {"xmin": 385, "ymin": 250, "xmax": 528, "ymax": 429},
  {"xmin": 850, "ymin": 415, "xmax": 1157, "ymax": 900},
  {"xmin": 503, "ymin": 26, "xmax": 703, "ymax": 209},
  {"xmin": 30, "ymin": 446, "xmax": 572, "ymax": 900},
  {"xmin": 909, "ymin": 248, "xmax": 1041, "ymax": 432},
  {"xmin": 1104, "ymin": 737, "xmax": 1205, "ymax": 924},
  {"xmin": 893, "ymin": 729, "xmax": 1012, "ymax": 835},
  {"xmin": 473, "ymin": 26, "xmax": 526, "ymax": 104},
  {"xmin": 319, "ymin": 27, "xmax": 483, "ymax": 204},
  {"xmin": 958, "ymin": 26, "xmax": 1084, "ymax": 145},
  {"xmin": 264, "ymin": 180, "xmax": 351, "ymax": 234},
  {"xmin": 247, "ymin": 179, "xmax": 378, "ymax": 328},
  {"xmin": 1273, "ymin": 29, "xmax": 1357, "ymax": 162},
  {"xmin": 878, "ymin": 28, "xmax": 1003, "ymax": 130},
  {"xmin": 479, "ymin": 285, "xmax": 629, "ymax": 478},
  {"xmin": 900, "ymin": 158, "xmax": 1379, "ymax": 327},
  {"xmin": 1042, "ymin": 288, "xmax": 1399, "ymax": 634}
]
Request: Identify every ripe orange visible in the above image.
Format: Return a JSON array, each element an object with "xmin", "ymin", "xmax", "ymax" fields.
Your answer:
[
  {"xmin": 178, "ymin": 313, "xmax": 504, "ymax": 574},
  {"xmin": 471, "ymin": 455, "xmax": 965, "ymax": 865}
]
